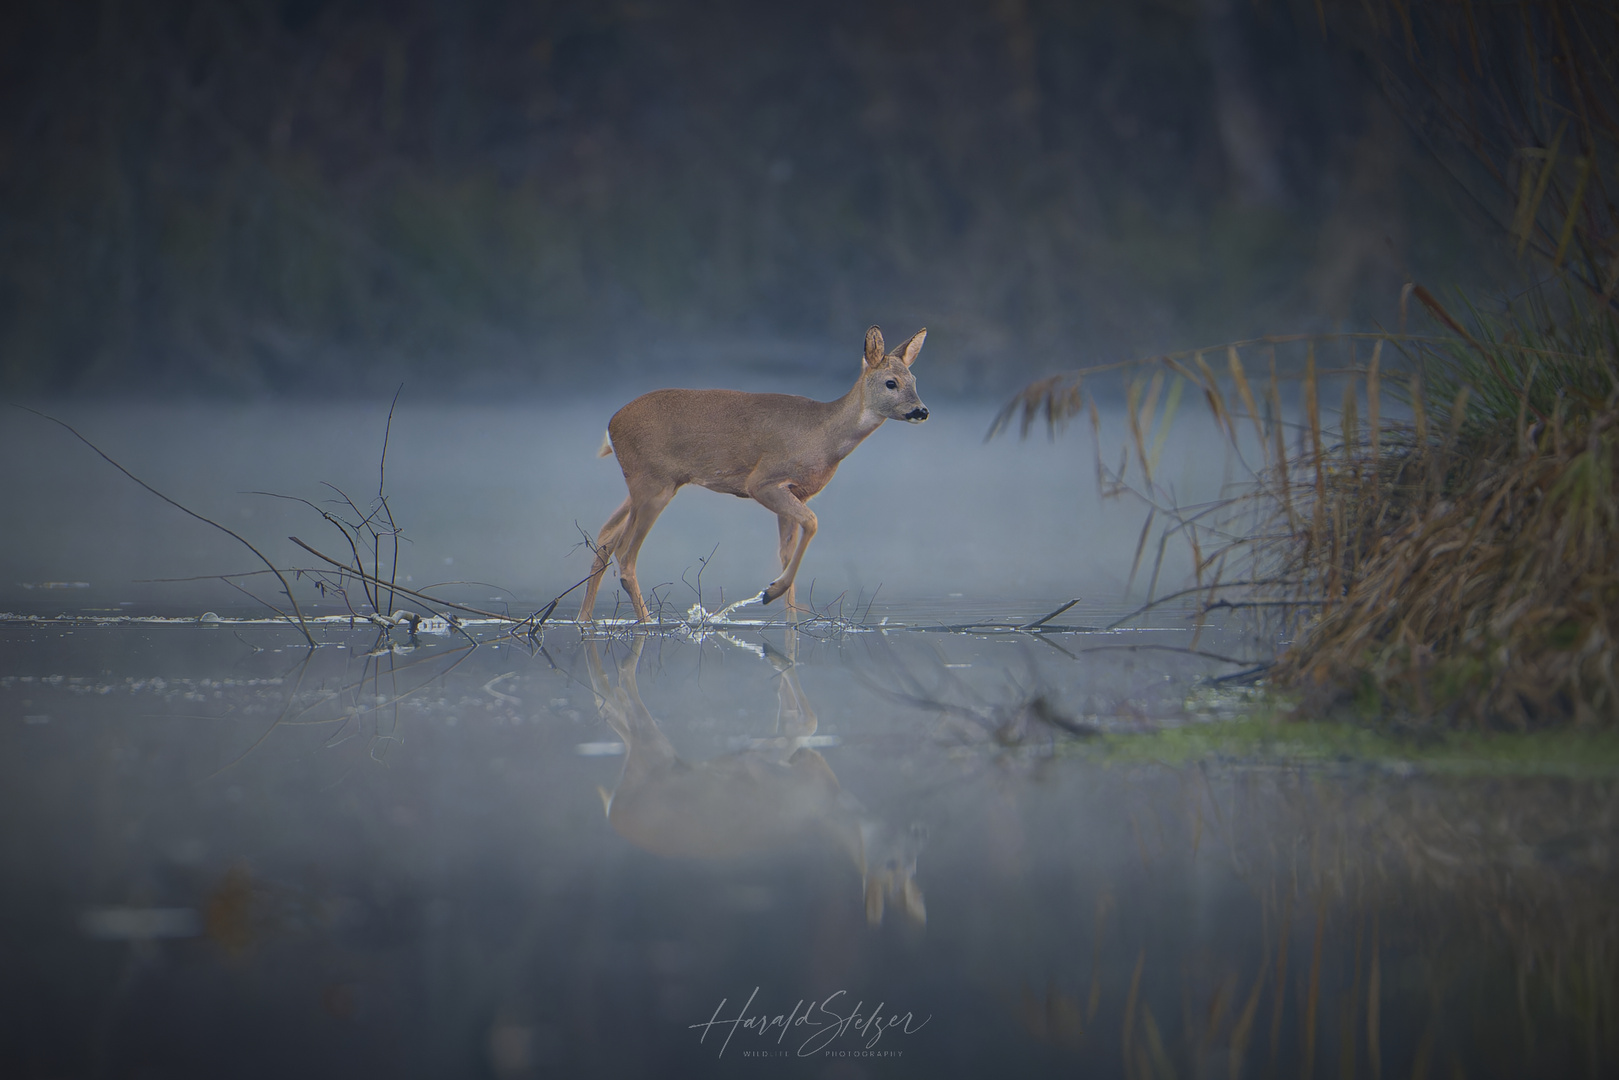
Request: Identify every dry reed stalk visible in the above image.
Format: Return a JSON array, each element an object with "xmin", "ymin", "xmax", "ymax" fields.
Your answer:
[
  {"xmin": 1411, "ymin": 372, "xmax": 1427, "ymax": 445},
  {"xmin": 1341, "ymin": 373, "xmax": 1358, "ymax": 473},
  {"xmin": 1367, "ymin": 341, "xmax": 1382, "ymax": 464},
  {"xmin": 1126, "ymin": 378, "xmax": 1151, "ymax": 487},
  {"xmin": 1195, "ymin": 350, "xmax": 1236, "ymax": 445},
  {"xmin": 1229, "ymin": 345, "xmax": 1264, "ymax": 450},
  {"xmin": 1271, "ymin": 354, "xmax": 1297, "ymax": 533},
  {"xmin": 1149, "ymin": 374, "xmax": 1185, "ymax": 478}
]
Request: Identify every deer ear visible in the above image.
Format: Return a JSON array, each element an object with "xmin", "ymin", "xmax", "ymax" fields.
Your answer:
[
  {"xmin": 894, "ymin": 328, "xmax": 927, "ymax": 367},
  {"xmin": 864, "ymin": 326, "xmax": 886, "ymax": 368}
]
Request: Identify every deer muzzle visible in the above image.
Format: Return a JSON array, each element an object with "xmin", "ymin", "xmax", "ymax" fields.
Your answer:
[{"xmin": 904, "ymin": 406, "xmax": 929, "ymax": 422}]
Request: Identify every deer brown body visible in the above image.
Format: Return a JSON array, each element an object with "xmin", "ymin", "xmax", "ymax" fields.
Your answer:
[{"xmin": 578, "ymin": 325, "xmax": 928, "ymax": 623}]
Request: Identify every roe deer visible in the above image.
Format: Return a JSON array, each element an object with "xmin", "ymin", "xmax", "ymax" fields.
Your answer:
[
  {"xmin": 585, "ymin": 634, "xmax": 927, "ymax": 926},
  {"xmin": 578, "ymin": 325, "xmax": 929, "ymax": 622}
]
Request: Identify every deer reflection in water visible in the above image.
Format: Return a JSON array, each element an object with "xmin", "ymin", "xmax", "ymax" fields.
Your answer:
[{"xmin": 585, "ymin": 633, "xmax": 926, "ymax": 926}]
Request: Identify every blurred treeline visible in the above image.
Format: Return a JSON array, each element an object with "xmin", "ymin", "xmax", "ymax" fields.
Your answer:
[{"xmin": 0, "ymin": 0, "xmax": 1494, "ymax": 396}]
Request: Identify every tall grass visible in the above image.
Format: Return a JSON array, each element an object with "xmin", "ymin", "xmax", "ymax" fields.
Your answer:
[
  {"xmin": 1275, "ymin": 286, "xmax": 1619, "ymax": 726},
  {"xmin": 994, "ymin": 282, "xmax": 1619, "ymax": 728}
]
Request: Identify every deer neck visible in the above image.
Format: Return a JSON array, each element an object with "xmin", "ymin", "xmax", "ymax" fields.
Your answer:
[{"xmin": 827, "ymin": 375, "xmax": 888, "ymax": 460}]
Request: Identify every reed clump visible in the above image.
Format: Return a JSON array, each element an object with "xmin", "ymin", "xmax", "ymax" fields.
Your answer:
[
  {"xmin": 993, "ymin": 282, "xmax": 1619, "ymax": 729},
  {"xmin": 1272, "ymin": 287, "xmax": 1619, "ymax": 728}
]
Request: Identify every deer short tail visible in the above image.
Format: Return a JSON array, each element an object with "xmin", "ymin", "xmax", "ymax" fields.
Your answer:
[{"xmin": 597, "ymin": 432, "xmax": 614, "ymax": 458}]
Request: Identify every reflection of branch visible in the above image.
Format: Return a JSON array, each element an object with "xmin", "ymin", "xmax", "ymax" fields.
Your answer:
[
  {"xmin": 18, "ymin": 405, "xmax": 315, "ymax": 648},
  {"xmin": 1068, "ymin": 643, "xmax": 1261, "ymax": 666},
  {"xmin": 205, "ymin": 652, "xmax": 314, "ymax": 779},
  {"xmin": 281, "ymin": 643, "xmax": 477, "ymax": 727}
]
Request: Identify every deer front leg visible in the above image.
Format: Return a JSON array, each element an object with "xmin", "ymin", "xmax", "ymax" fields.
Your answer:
[{"xmin": 751, "ymin": 483, "xmax": 817, "ymax": 607}]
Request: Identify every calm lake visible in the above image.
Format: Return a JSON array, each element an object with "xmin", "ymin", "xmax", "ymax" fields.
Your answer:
[{"xmin": 1, "ymin": 400, "xmax": 1613, "ymax": 1077}]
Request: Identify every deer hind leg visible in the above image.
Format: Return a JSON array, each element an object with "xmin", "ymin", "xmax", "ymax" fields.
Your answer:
[
  {"xmin": 776, "ymin": 515, "xmax": 803, "ymax": 619},
  {"xmin": 752, "ymin": 483, "xmax": 817, "ymax": 607},
  {"xmin": 613, "ymin": 482, "xmax": 678, "ymax": 623},
  {"xmin": 577, "ymin": 496, "xmax": 633, "ymax": 622},
  {"xmin": 584, "ymin": 639, "xmax": 680, "ymax": 820}
]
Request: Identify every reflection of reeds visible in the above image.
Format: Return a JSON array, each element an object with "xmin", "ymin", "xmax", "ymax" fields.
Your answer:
[
  {"xmin": 1028, "ymin": 762, "xmax": 1615, "ymax": 1078},
  {"xmin": 1227, "ymin": 956, "xmax": 1263, "ymax": 1080},
  {"xmin": 1086, "ymin": 764, "xmax": 1618, "ymax": 1078}
]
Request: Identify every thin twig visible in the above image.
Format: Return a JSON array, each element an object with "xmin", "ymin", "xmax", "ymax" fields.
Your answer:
[
  {"xmin": 289, "ymin": 537, "xmax": 514, "ymax": 620},
  {"xmin": 18, "ymin": 405, "xmax": 315, "ymax": 648},
  {"xmin": 247, "ymin": 489, "xmax": 378, "ymax": 611},
  {"xmin": 377, "ymin": 386, "xmax": 403, "ymax": 616},
  {"xmin": 1022, "ymin": 597, "xmax": 1083, "ymax": 629},
  {"xmin": 1106, "ymin": 579, "xmax": 1285, "ymax": 630}
]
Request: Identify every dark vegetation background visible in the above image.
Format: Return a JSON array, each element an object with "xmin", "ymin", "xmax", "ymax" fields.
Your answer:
[{"xmin": 0, "ymin": 0, "xmax": 1500, "ymax": 398}]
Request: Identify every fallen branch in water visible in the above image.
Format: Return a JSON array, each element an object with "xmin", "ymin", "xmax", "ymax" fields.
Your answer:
[
  {"xmin": 1022, "ymin": 597, "xmax": 1082, "ymax": 629},
  {"xmin": 288, "ymin": 536, "xmax": 588, "ymax": 638}
]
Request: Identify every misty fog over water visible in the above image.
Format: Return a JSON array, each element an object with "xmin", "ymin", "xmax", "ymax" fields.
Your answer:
[{"xmin": 2, "ymin": 395, "xmax": 1225, "ymax": 616}]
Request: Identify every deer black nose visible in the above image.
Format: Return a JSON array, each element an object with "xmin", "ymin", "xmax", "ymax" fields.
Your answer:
[{"xmin": 906, "ymin": 406, "xmax": 929, "ymax": 421}]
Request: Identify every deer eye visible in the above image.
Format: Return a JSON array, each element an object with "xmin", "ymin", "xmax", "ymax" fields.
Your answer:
[{"xmin": 885, "ymin": 379, "xmax": 898, "ymax": 389}]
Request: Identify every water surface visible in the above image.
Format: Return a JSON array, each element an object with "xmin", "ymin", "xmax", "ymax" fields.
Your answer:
[{"xmin": 2, "ymin": 606, "xmax": 1612, "ymax": 1078}]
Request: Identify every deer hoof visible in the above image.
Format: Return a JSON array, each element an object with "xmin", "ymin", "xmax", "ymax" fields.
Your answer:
[{"xmin": 760, "ymin": 583, "xmax": 784, "ymax": 605}]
